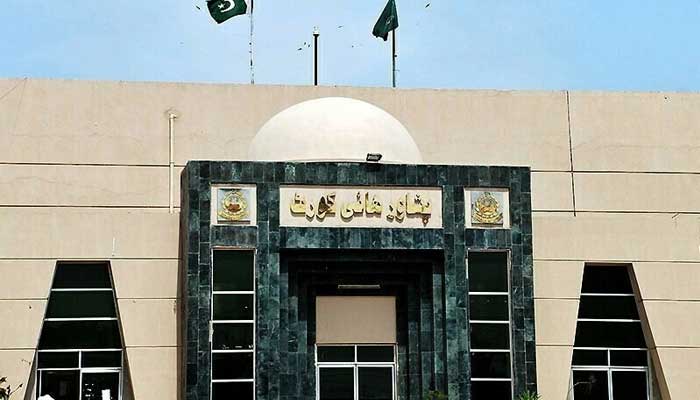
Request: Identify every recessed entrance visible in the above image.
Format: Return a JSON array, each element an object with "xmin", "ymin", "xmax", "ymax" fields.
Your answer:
[
  {"xmin": 315, "ymin": 296, "xmax": 397, "ymax": 400},
  {"xmin": 282, "ymin": 250, "xmax": 445, "ymax": 400}
]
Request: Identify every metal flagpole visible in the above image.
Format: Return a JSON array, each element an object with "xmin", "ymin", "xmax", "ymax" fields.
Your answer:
[
  {"xmin": 313, "ymin": 27, "xmax": 320, "ymax": 85},
  {"xmin": 249, "ymin": 0, "xmax": 255, "ymax": 84},
  {"xmin": 392, "ymin": 29, "xmax": 396, "ymax": 88}
]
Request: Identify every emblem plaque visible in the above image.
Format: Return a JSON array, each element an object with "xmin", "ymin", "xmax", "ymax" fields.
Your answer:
[
  {"xmin": 217, "ymin": 188, "xmax": 252, "ymax": 223},
  {"xmin": 471, "ymin": 191, "xmax": 504, "ymax": 226}
]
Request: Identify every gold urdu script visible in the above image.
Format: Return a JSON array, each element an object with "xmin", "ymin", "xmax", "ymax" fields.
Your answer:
[{"xmin": 289, "ymin": 190, "xmax": 434, "ymax": 226}]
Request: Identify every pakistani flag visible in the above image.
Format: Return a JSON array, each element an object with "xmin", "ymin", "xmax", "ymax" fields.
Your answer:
[
  {"xmin": 207, "ymin": 0, "xmax": 247, "ymax": 24},
  {"xmin": 372, "ymin": 0, "xmax": 399, "ymax": 41}
]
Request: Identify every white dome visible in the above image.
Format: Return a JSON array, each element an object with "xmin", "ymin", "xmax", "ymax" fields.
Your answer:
[{"xmin": 248, "ymin": 97, "xmax": 422, "ymax": 163}]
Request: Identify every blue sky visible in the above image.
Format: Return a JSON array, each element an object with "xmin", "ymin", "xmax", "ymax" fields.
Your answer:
[{"xmin": 1, "ymin": 1, "xmax": 699, "ymax": 90}]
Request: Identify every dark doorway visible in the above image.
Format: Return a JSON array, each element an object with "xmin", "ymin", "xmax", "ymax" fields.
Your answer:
[{"xmin": 280, "ymin": 250, "xmax": 446, "ymax": 400}]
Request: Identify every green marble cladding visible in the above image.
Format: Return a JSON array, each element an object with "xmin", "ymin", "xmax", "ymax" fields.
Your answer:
[
  {"xmin": 182, "ymin": 161, "xmax": 536, "ymax": 400},
  {"xmin": 282, "ymin": 254, "xmax": 442, "ymax": 400}
]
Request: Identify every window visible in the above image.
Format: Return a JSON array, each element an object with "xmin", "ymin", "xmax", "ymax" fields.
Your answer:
[
  {"xmin": 571, "ymin": 265, "xmax": 650, "ymax": 400},
  {"xmin": 316, "ymin": 345, "xmax": 396, "ymax": 400},
  {"xmin": 211, "ymin": 250, "xmax": 255, "ymax": 400},
  {"xmin": 467, "ymin": 252, "xmax": 513, "ymax": 400},
  {"xmin": 37, "ymin": 263, "xmax": 123, "ymax": 400}
]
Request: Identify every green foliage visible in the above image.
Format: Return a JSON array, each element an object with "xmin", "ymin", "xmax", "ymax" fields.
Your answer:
[
  {"xmin": 0, "ymin": 376, "xmax": 23, "ymax": 400},
  {"xmin": 518, "ymin": 390, "xmax": 542, "ymax": 400},
  {"xmin": 425, "ymin": 390, "xmax": 448, "ymax": 400}
]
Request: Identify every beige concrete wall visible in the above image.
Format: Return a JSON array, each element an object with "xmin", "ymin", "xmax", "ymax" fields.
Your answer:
[
  {"xmin": 655, "ymin": 348, "xmax": 700, "ymax": 399},
  {"xmin": 1, "ymin": 79, "xmax": 699, "ymax": 399},
  {"xmin": 126, "ymin": 347, "xmax": 178, "ymax": 400},
  {"xmin": 0, "ymin": 165, "xmax": 170, "ymax": 207},
  {"xmin": 531, "ymin": 91, "xmax": 700, "ymax": 399},
  {"xmin": 533, "ymin": 261, "xmax": 583, "ymax": 400},
  {"xmin": 0, "ymin": 261, "xmax": 54, "ymax": 299},
  {"xmin": 0, "ymin": 208, "xmax": 179, "ymax": 259},
  {"xmin": 0, "ymin": 79, "xmax": 182, "ymax": 398},
  {"xmin": 569, "ymin": 92, "xmax": 700, "ymax": 173},
  {"xmin": 0, "ymin": 79, "xmax": 571, "ymax": 169},
  {"xmin": 0, "ymin": 349, "xmax": 35, "ymax": 399},
  {"xmin": 316, "ymin": 296, "xmax": 397, "ymax": 344}
]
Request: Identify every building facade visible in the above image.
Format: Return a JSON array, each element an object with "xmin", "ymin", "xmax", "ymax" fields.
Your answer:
[{"xmin": 1, "ymin": 78, "xmax": 699, "ymax": 400}]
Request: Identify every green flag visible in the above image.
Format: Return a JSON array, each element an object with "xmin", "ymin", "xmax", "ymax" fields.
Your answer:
[
  {"xmin": 207, "ymin": 0, "xmax": 247, "ymax": 24},
  {"xmin": 372, "ymin": 0, "xmax": 399, "ymax": 41}
]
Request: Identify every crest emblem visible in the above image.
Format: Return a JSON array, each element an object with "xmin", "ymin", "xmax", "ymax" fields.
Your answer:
[
  {"xmin": 472, "ymin": 191, "xmax": 503, "ymax": 225},
  {"xmin": 217, "ymin": 188, "xmax": 250, "ymax": 222}
]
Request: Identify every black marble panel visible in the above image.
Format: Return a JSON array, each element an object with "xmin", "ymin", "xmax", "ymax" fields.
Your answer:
[{"xmin": 182, "ymin": 161, "xmax": 536, "ymax": 400}]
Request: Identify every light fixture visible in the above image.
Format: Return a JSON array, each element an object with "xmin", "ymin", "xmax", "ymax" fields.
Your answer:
[
  {"xmin": 366, "ymin": 153, "xmax": 383, "ymax": 162},
  {"xmin": 337, "ymin": 284, "xmax": 381, "ymax": 290}
]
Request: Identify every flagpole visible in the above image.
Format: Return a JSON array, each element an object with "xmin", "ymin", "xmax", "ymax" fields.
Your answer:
[
  {"xmin": 313, "ymin": 27, "xmax": 320, "ymax": 86},
  {"xmin": 249, "ymin": 0, "xmax": 255, "ymax": 84},
  {"xmin": 392, "ymin": 30, "xmax": 396, "ymax": 88}
]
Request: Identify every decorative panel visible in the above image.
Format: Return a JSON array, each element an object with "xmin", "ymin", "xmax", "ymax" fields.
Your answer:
[
  {"xmin": 210, "ymin": 184, "xmax": 257, "ymax": 226},
  {"xmin": 182, "ymin": 161, "xmax": 535, "ymax": 400},
  {"xmin": 279, "ymin": 186, "xmax": 442, "ymax": 229},
  {"xmin": 465, "ymin": 188, "xmax": 510, "ymax": 229}
]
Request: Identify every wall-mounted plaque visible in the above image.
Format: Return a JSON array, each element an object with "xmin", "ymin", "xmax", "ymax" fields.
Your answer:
[
  {"xmin": 471, "ymin": 191, "xmax": 504, "ymax": 225},
  {"xmin": 211, "ymin": 185, "xmax": 256, "ymax": 225},
  {"xmin": 465, "ymin": 188, "xmax": 510, "ymax": 229},
  {"xmin": 217, "ymin": 188, "xmax": 251, "ymax": 222},
  {"xmin": 280, "ymin": 186, "xmax": 442, "ymax": 229}
]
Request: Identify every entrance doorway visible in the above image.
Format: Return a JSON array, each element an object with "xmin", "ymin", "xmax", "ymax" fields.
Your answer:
[
  {"xmin": 315, "ymin": 295, "xmax": 397, "ymax": 400},
  {"xmin": 316, "ymin": 345, "xmax": 396, "ymax": 400},
  {"xmin": 283, "ymin": 249, "xmax": 446, "ymax": 400}
]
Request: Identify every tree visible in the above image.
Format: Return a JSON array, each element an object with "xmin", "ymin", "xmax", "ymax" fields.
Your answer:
[
  {"xmin": 518, "ymin": 390, "xmax": 542, "ymax": 400},
  {"xmin": 0, "ymin": 376, "xmax": 22, "ymax": 400}
]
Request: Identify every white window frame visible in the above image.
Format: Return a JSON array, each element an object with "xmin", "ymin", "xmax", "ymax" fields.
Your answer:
[
  {"xmin": 36, "ymin": 349, "xmax": 124, "ymax": 399},
  {"xmin": 571, "ymin": 348, "xmax": 651, "ymax": 400},
  {"xmin": 577, "ymin": 292, "xmax": 641, "ymax": 323},
  {"xmin": 466, "ymin": 250, "xmax": 514, "ymax": 398},
  {"xmin": 210, "ymin": 248, "xmax": 256, "ymax": 400},
  {"xmin": 36, "ymin": 263, "xmax": 123, "ymax": 400},
  {"xmin": 570, "ymin": 270, "xmax": 652, "ymax": 400},
  {"xmin": 44, "ymin": 287, "xmax": 118, "ymax": 322},
  {"xmin": 315, "ymin": 344, "xmax": 397, "ymax": 400},
  {"xmin": 36, "ymin": 348, "xmax": 123, "ymax": 398}
]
